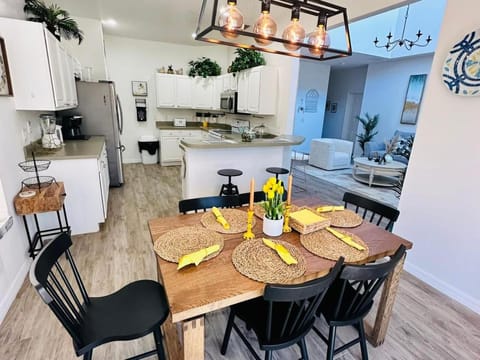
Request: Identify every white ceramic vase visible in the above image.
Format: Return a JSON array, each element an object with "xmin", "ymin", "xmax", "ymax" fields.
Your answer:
[
  {"xmin": 263, "ymin": 216, "xmax": 284, "ymax": 237},
  {"xmin": 384, "ymin": 154, "xmax": 393, "ymax": 163}
]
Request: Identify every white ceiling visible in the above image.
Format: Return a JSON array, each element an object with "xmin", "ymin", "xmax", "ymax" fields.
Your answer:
[{"xmin": 51, "ymin": 0, "xmax": 418, "ymax": 45}]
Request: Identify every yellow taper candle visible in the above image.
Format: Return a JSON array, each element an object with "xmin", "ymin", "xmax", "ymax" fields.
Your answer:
[
  {"xmin": 287, "ymin": 175, "xmax": 292, "ymax": 205},
  {"xmin": 249, "ymin": 178, "xmax": 255, "ymax": 211}
]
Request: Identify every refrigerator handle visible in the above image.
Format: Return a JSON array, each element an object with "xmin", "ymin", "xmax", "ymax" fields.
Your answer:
[
  {"xmin": 116, "ymin": 94, "xmax": 124, "ymax": 134},
  {"xmin": 119, "ymin": 145, "xmax": 126, "ymax": 152}
]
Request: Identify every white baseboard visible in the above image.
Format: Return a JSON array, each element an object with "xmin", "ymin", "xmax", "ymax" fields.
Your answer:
[
  {"xmin": 405, "ymin": 260, "xmax": 480, "ymax": 315},
  {"xmin": 0, "ymin": 258, "xmax": 31, "ymax": 324},
  {"xmin": 123, "ymin": 158, "xmax": 142, "ymax": 164}
]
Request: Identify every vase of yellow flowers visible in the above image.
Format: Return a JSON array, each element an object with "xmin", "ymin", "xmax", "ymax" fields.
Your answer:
[{"xmin": 261, "ymin": 177, "xmax": 285, "ymax": 236}]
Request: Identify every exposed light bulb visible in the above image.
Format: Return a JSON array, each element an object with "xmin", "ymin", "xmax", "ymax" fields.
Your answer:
[
  {"xmin": 307, "ymin": 24, "xmax": 330, "ymax": 56},
  {"xmin": 253, "ymin": 1, "xmax": 277, "ymax": 45},
  {"xmin": 218, "ymin": 0, "xmax": 244, "ymax": 39},
  {"xmin": 282, "ymin": 6, "xmax": 305, "ymax": 51}
]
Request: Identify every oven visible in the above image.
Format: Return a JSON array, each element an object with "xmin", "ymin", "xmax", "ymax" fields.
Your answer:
[{"xmin": 220, "ymin": 90, "xmax": 238, "ymax": 113}]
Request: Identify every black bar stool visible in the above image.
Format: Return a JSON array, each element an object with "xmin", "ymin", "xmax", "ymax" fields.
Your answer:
[
  {"xmin": 266, "ymin": 167, "xmax": 289, "ymax": 180},
  {"xmin": 218, "ymin": 169, "xmax": 243, "ymax": 196}
]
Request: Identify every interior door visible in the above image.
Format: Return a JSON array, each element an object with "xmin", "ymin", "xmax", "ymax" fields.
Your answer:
[{"xmin": 342, "ymin": 92, "xmax": 363, "ymax": 156}]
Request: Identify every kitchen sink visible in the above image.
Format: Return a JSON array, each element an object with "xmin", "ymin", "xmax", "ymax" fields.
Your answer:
[{"xmin": 255, "ymin": 133, "xmax": 277, "ymax": 139}]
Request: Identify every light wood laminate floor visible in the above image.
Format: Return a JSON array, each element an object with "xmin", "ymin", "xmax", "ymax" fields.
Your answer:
[{"xmin": 1, "ymin": 164, "xmax": 479, "ymax": 360}]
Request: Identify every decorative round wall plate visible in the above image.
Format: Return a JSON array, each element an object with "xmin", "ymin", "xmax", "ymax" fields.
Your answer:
[{"xmin": 442, "ymin": 29, "xmax": 480, "ymax": 96}]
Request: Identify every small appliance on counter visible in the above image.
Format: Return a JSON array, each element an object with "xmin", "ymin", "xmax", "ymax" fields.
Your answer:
[
  {"xmin": 61, "ymin": 115, "xmax": 90, "ymax": 140},
  {"xmin": 40, "ymin": 114, "xmax": 62, "ymax": 149},
  {"xmin": 173, "ymin": 118, "xmax": 186, "ymax": 127}
]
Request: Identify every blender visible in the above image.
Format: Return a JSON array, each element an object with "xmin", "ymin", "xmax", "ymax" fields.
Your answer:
[{"xmin": 40, "ymin": 114, "xmax": 62, "ymax": 149}]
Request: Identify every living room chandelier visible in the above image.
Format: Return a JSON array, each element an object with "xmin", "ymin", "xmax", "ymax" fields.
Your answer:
[
  {"xmin": 194, "ymin": 0, "xmax": 352, "ymax": 62},
  {"xmin": 374, "ymin": 5, "xmax": 432, "ymax": 52}
]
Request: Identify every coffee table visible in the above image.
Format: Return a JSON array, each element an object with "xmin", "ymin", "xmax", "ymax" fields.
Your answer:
[{"xmin": 353, "ymin": 157, "xmax": 407, "ymax": 187}]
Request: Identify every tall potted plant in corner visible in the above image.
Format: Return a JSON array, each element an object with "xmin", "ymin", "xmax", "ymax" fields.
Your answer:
[
  {"xmin": 356, "ymin": 113, "xmax": 379, "ymax": 155},
  {"xmin": 24, "ymin": 0, "xmax": 84, "ymax": 44}
]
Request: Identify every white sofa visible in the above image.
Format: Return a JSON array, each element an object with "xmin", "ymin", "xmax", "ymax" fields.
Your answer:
[{"xmin": 308, "ymin": 138, "xmax": 353, "ymax": 170}]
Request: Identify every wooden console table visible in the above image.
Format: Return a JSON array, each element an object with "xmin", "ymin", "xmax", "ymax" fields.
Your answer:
[{"xmin": 14, "ymin": 182, "xmax": 70, "ymax": 258}]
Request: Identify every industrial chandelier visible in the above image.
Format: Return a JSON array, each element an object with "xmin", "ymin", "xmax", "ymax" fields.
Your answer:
[
  {"xmin": 374, "ymin": 5, "xmax": 432, "ymax": 52},
  {"xmin": 194, "ymin": 0, "xmax": 352, "ymax": 61}
]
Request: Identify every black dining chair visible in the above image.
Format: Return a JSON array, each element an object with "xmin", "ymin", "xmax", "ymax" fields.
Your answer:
[
  {"xmin": 237, "ymin": 191, "xmax": 265, "ymax": 206},
  {"xmin": 220, "ymin": 258, "xmax": 344, "ymax": 360},
  {"xmin": 29, "ymin": 233, "xmax": 170, "ymax": 360},
  {"xmin": 178, "ymin": 195, "xmax": 240, "ymax": 214},
  {"xmin": 343, "ymin": 192, "xmax": 400, "ymax": 231},
  {"xmin": 313, "ymin": 245, "xmax": 406, "ymax": 360}
]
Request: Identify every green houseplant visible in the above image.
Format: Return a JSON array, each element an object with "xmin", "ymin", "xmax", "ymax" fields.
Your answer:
[
  {"xmin": 188, "ymin": 57, "xmax": 221, "ymax": 78},
  {"xmin": 356, "ymin": 113, "xmax": 379, "ymax": 155},
  {"xmin": 229, "ymin": 49, "xmax": 266, "ymax": 73},
  {"xmin": 24, "ymin": 0, "xmax": 84, "ymax": 44}
]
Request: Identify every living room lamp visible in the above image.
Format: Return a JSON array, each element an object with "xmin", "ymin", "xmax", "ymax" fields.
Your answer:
[{"xmin": 194, "ymin": 0, "xmax": 352, "ymax": 62}]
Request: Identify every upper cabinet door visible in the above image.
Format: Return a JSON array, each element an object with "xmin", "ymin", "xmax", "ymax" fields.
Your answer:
[
  {"xmin": 156, "ymin": 74, "xmax": 177, "ymax": 107},
  {"xmin": 0, "ymin": 18, "xmax": 78, "ymax": 110},
  {"xmin": 176, "ymin": 76, "xmax": 193, "ymax": 108},
  {"xmin": 192, "ymin": 77, "xmax": 214, "ymax": 109}
]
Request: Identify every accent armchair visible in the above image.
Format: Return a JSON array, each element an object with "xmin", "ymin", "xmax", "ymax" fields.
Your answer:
[{"xmin": 309, "ymin": 138, "xmax": 353, "ymax": 170}]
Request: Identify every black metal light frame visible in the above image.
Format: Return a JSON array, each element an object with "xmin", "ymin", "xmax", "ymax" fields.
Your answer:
[{"xmin": 194, "ymin": 0, "xmax": 352, "ymax": 62}]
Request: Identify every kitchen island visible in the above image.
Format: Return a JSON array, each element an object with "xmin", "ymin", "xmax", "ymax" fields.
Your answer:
[{"xmin": 180, "ymin": 134, "xmax": 304, "ymax": 199}]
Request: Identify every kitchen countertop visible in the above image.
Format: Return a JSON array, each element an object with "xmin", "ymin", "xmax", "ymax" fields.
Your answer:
[
  {"xmin": 180, "ymin": 134, "xmax": 304, "ymax": 149},
  {"xmin": 156, "ymin": 121, "xmax": 231, "ymax": 131},
  {"xmin": 24, "ymin": 136, "xmax": 105, "ymax": 160}
]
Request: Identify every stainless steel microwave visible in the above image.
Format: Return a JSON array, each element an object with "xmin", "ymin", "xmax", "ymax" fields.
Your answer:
[{"xmin": 220, "ymin": 90, "xmax": 238, "ymax": 113}]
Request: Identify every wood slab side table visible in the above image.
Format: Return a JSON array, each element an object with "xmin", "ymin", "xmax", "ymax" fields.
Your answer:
[{"xmin": 14, "ymin": 182, "xmax": 70, "ymax": 258}]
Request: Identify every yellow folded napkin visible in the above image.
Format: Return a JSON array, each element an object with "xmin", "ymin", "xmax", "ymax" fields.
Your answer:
[
  {"xmin": 262, "ymin": 238, "xmax": 298, "ymax": 265},
  {"xmin": 177, "ymin": 244, "xmax": 220, "ymax": 270},
  {"xmin": 290, "ymin": 208, "xmax": 326, "ymax": 225},
  {"xmin": 212, "ymin": 207, "xmax": 230, "ymax": 230},
  {"xmin": 316, "ymin": 205, "xmax": 345, "ymax": 213},
  {"xmin": 325, "ymin": 227, "xmax": 365, "ymax": 251}
]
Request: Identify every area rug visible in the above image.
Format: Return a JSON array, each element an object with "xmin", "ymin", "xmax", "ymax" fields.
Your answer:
[{"xmin": 292, "ymin": 162, "xmax": 399, "ymax": 208}]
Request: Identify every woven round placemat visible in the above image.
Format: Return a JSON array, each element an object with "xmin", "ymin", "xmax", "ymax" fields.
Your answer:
[
  {"xmin": 300, "ymin": 230, "xmax": 369, "ymax": 263},
  {"xmin": 200, "ymin": 208, "xmax": 255, "ymax": 234},
  {"xmin": 154, "ymin": 226, "xmax": 224, "ymax": 263},
  {"xmin": 232, "ymin": 239, "xmax": 307, "ymax": 284},
  {"xmin": 318, "ymin": 208, "xmax": 363, "ymax": 228},
  {"xmin": 253, "ymin": 203, "xmax": 300, "ymax": 219}
]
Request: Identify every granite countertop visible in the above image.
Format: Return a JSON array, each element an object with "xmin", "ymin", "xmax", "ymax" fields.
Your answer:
[
  {"xmin": 24, "ymin": 136, "xmax": 105, "ymax": 160},
  {"xmin": 180, "ymin": 134, "xmax": 305, "ymax": 149},
  {"xmin": 156, "ymin": 121, "xmax": 231, "ymax": 131}
]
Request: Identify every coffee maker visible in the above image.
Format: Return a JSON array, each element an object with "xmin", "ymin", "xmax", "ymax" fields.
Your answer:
[
  {"xmin": 62, "ymin": 115, "xmax": 87, "ymax": 140},
  {"xmin": 40, "ymin": 114, "xmax": 62, "ymax": 149}
]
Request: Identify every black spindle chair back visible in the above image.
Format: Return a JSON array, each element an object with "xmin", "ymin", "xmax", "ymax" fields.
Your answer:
[
  {"xmin": 221, "ymin": 258, "xmax": 344, "ymax": 360},
  {"xmin": 343, "ymin": 191, "xmax": 400, "ymax": 231},
  {"xmin": 30, "ymin": 233, "xmax": 89, "ymax": 348},
  {"xmin": 178, "ymin": 195, "xmax": 240, "ymax": 214}
]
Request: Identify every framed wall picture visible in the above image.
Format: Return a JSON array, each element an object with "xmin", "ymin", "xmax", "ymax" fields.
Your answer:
[
  {"xmin": 132, "ymin": 81, "xmax": 148, "ymax": 96},
  {"xmin": 400, "ymin": 74, "xmax": 427, "ymax": 125},
  {"xmin": 330, "ymin": 102, "xmax": 337, "ymax": 113},
  {"xmin": 0, "ymin": 37, "xmax": 13, "ymax": 96}
]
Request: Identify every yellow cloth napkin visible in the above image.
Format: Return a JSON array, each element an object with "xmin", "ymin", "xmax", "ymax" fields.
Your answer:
[
  {"xmin": 212, "ymin": 207, "xmax": 230, "ymax": 230},
  {"xmin": 325, "ymin": 227, "xmax": 366, "ymax": 251},
  {"xmin": 177, "ymin": 244, "xmax": 220, "ymax": 270},
  {"xmin": 262, "ymin": 238, "xmax": 298, "ymax": 265},
  {"xmin": 290, "ymin": 209, "xmax": 326, "ymax": 225},
  {"xmin": 316, "ymin": 205, "xmax": 345, "ymax": 213}
]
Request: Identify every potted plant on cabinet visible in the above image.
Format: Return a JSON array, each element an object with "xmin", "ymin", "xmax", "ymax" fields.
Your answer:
[
  {"xmin": 188, "ymin": 57, "xmax": 222, "ymax": 78},
  {"xmin": 229, "ymin": 49, "xmax": 266, "ymax": 73},
  {"xmin": 24, "ymin": 0, "xmax": 84, "ymax": 44},
  {"xmin": 261, "ymin": 177, "xmax": 285, "ymax": 237}
]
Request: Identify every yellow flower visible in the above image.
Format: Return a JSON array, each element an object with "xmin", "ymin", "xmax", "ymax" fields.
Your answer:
[
  {"xmin": 267, "ymin": 177, "xmax": 276, "ymax": 186},
  {"xmin": 263, "ymin": 184, "xmax": 269, "ymax": 193},
  {"xmin": 267, "ymin": 190, "xmax": 274, "ymax": 199},
  {"xmin": 278, "ymin": 186, "xmax": 284, "ymax": 195}
]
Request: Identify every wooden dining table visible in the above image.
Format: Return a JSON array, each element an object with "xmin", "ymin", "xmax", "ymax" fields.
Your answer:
[{"xmin": 148, "ymin": 198, "xmax": 413, "ymax": 360}]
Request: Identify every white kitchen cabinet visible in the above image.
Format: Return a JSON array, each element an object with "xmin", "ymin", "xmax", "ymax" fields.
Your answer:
[
  {"xmin": 0, "ymin": 18, "xmax": 78, "ymax": 111},
  {"xmin": 156, "ymin": 74, "xmax": 192, "ymax": 108},
  {"xmin": 237, "ymin": 66, "xmax": 277, "ymax": 115},
  {"xmin": 192, "ymin": 77, "xmax": 214, "ymax": 109},
  {"xmin": 160, "ymin": 130, "xmax": 202, "ymax": 165},
  {"xmin": 212, "ymin": 76, "xmax": 224, "ymax": 110},
  {"xmin": 222, "ymin": 73, "xmax": 237, "ymax": 91}
]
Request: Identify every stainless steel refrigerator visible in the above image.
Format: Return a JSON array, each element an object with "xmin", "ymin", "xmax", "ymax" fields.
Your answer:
[{"xmin": 61, "ymin": 81, "xmax": 125, "ymax": 186}]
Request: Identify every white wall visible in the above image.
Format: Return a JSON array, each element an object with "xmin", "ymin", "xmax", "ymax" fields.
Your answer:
[
  {"xmin": 360, "ymin": 54, "xmax": 433, "ymax": 143},
  {"xmin": 323, "ymin": 66, "xmax": 368, "ymax": 141},
  {"xmin": 396, "ymin": 0, "xmax": 480, "ymax": 314},
  {"xmin": 293, "ymin": 60, "xmax": 331, "ymax": 154},
  {"xmin": 62, "ymin": 16, "xmax": 108, "ymax": 81},
  {"xmin": 103, "ymin": 35, "xmax": 230, "ymax": 163}
]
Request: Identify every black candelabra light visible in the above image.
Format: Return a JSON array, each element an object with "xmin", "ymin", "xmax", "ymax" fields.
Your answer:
[{"xmin": 373, "ymin": 5, "xmax": 431, "ymax": 52}]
